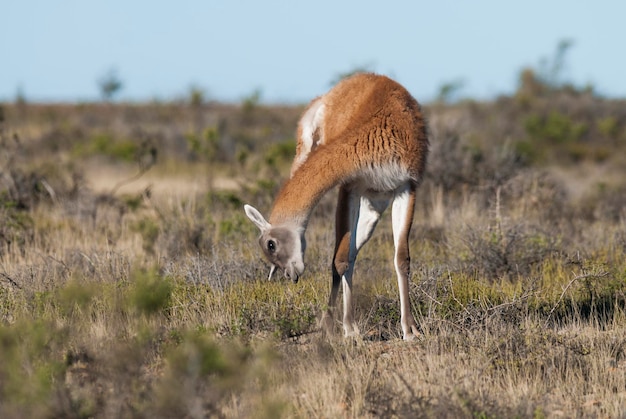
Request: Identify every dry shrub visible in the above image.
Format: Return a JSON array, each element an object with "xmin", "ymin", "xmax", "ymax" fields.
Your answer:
[
  {"xmin": 502, "ymin": 170, "xmax": 568, "ymax": 221},
  {"xmin": 162, "ymin": 251, "xmax": 264, "ymax": 290},
  {"xmin": 157, "ymin": 217, "xmax": 211, "ymax": 258},
  {"xmin": 462, "ymin": 222, "xmax": 561, "ymax": 280},
  {"xmin": 423, "ymin": 126, "xmax": 527, "ymax": 223},
  {"xmin": 578, "ymin": 183, "xmax": 626, "ymax": 223}
]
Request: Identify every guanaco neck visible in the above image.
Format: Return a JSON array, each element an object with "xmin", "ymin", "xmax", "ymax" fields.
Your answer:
[{"xmin": 269, "ymin": 142, "xmax": 354, "ymax": 228}]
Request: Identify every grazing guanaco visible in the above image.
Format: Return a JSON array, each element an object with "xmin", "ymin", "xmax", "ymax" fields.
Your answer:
[{"xmin": 244, "ymin": 73, "xmax": 429, "ymax": 340}]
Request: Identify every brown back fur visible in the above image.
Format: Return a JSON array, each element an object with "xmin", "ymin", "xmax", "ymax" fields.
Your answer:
[{"xmin": 270, "ymin": 73, "xmax": 428, "ymax": 225}]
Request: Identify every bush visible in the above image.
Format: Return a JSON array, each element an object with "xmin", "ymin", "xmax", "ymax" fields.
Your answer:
[
  {"xmin": 521, "ymin": 111, "xmax": 592, "ymax": 163},
  {"xmin": 0, "ymin": 193, "xmax": 34, "ymax": 257},
  {"xmin": 130, "ymin": 269, "xmax": 173, "ymax": 316},
  {"xmin": 72, "ymin": 133, "xmax": 138, "ymax": 162},
  {"xmin": 462, "ymin": 223, "xmax": 560, "ymax": 280}
]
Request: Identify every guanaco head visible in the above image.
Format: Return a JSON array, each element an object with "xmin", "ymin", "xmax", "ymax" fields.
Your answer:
[{"xmin": 244, "ymin": 204, "xmax": 306, "ymax": 283}]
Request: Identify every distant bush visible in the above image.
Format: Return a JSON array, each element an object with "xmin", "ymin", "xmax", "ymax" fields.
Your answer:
[
  {"xmin": 515, "ymin": 39, "xmax": 580, "ymax": 100},
  {"xmin": 264, "ymin": 139, "xmax": 296, "ymax": 169},
  {"xmin": 519, "ymin": 111, "xmax": 600, "ymax": 164},
  {"xmin": 98, "ymin": 68, "xmax": 123, "ymax": 102},
  {"xmin": 525, "ymin": 111, "xmax": 587, "ymax": 145},
  {"xmin": 242, "ymin": 88, "xmax": 262, "ymax": 114},
  {"xmin": 185, "ymin": 127, "xmax": 220, "ymax": 162},
  {"xmin": 187, "ymin": 85, "xmax": 207, "ymax": 107},
  {"xmin": 72, "ymin": 132, "xmax": 138, "ymax": 162}
]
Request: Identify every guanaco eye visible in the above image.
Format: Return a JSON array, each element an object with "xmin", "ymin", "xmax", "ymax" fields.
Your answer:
[{"xmin": 267, "ymin": 240, "xmax": 276, "ymax": 254}]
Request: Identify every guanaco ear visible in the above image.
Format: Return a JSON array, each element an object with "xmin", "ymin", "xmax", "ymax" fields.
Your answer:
[{"xmin": 244, "ymin": 204, "xmax": 271, "ymax": 232}]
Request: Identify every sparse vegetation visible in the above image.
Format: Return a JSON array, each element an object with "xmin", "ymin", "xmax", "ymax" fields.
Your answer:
[{"xmin": 0, "ymin": 79, "xmax": 625, "ymax": 418}]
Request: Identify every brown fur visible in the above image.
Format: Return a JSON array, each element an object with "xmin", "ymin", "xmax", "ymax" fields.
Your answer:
[{"xmin": 270, "ymin": 73, "xmax": 428, "ymax": 225}]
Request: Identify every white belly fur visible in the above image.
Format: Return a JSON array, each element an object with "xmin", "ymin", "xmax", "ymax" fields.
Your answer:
[{"xmin": 350, "ymin": 162, "xmax": 411, "ymax": 196}]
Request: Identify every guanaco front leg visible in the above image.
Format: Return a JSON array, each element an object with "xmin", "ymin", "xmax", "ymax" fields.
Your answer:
[
  {"xmin": 323, "ymin": 186, "xmax": 389, "ymax": 337},
  {"xmin": 322, "ymin": 186, "xmax": 351, "ymax": 335}
]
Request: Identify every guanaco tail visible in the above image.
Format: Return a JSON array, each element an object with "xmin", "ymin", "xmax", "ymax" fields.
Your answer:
[{"xmin": 244, "ymin": 73, "xmax": 429, "ymax": 340}]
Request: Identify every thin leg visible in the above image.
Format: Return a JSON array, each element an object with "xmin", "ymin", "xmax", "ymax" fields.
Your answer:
[
  {"xmin": 391, "ymin": 182, "xmax": 420, "ymax": 340},
  {"xmin": 322, "ymin": 186, "xmax": 351, "ymax": 335},
  {"xmin": 341, "ymin": 194, "xmax": 388, "ymax": 337}
]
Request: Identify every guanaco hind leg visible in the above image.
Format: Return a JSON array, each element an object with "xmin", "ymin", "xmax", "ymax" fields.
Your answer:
[{"xmin": 391, "ymin": 182, "xmax": 421, "ymax": 340}]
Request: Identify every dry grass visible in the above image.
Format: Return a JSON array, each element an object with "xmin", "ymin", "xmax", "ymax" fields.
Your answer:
[
  {"xmin": 276, "ymin": 320, "xmax": 626, "ymax": 418},
  {"xmin": 1, "ymin": 95, "xmax": 625, "ymax": 418}
]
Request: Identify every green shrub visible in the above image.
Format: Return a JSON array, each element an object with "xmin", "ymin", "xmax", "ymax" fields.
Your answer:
[
  {"xmin": 264, "ymin": 140, "xmax": 296, "ymax": 168},
  {"xmin": 597, "ymin": 116, "xmax": 619, "ymax": 138},
  {"xmin": 218, "ymin": 213, "xmax": 255, "ymax": 238},
  {"xmin": 165, "ymin": 331, "xmax": 234, "ymax": 377},
  {"xmin": 129, "ymin": 269, "xmax": 173, "ymax": 316},
  {"xmin": 272, "ymin": 302, "xmax": 317, "ymax": 339},
  {"xmin": 525, "ymin": 111, "xmax": 587, "ymax": 145},
  {"xmin": 0, "ymin": 320, "xmax": 68, "ymax": 416},
  {"xmin": 0, "ymin": 197, "xmax": 34, "ymax": 256},
  {"xmin": 207, "ymin": 190, "xmax": 243, "ymax": 209},
  {"xmin": 132, "ymin": 217, "xmax": 160, "ymax": 254},
  {"xmin": 185, "ymin": 127, "xmax": 219, "ymax": 161},
  {"xmin": 56, "ymin": 280, "xmax": 96, "ymax": 318},
  {"xmin": 72, "ymin": 133, "xmax": 138, "ymax": 161}
]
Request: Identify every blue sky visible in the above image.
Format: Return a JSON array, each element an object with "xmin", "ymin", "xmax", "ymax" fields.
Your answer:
[{"xmin": 2, "ymin": 1, "xmax": 624, "ymax": 103}]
